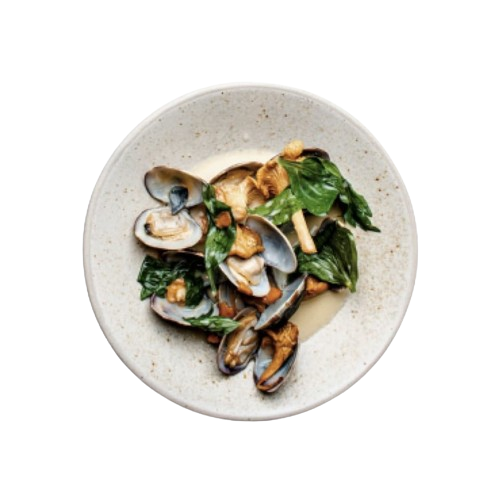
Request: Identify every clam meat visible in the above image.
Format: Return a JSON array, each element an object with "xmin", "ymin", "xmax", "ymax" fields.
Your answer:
[
  {"xmin": 135, "ymin": 207, "xmax": 203, "ymax": 250},
  {"xmin": 254, "ymin": 321, "xmax": 299, "ymax": 393},
  {"xmin": 217, "ymin": 308, "xmax": 260, "ymax": 375}
]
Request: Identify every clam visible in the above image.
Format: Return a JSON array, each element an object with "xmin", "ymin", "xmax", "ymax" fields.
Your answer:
[
  {"xmin": 254, "ymin": 321, "xmax": 299, "ymax": 393},
  {"xmin": 210, "ymin": 162, "xmax": 266, "ymax": 222},
  {"xmin": 219, "ymin": 255, "xmax": 271, "ymax": 297},
  {"xmin": 134, "ymin": 207, "xmax": 203, "ymax": 250},
  {"xmin": 145, "ymin": 166, "xmax": 206, "ymax": 213},
  {"xmin": 301, "ymin": 147, "xmax": 330, "ymax": 161},
  {"xmin": 148, "ymin": 250, "xmax": 215, "ymax": 325},
  {"xmin": 271, "ymin": 268, "xmax": 289, "ymax": 290},
  {"xmin": 245, "ymin": 215, "xmax": 296, "ymax": 273},
  {"xmin": 217, "ymin": 307, "xmax": 260, "ymax": 375},
  {"xmin": 218, "ymin": 214, "xmax": 297, "ymax": 297},
  {"xmin": 135, "ymin": 166, "xmax": 208, "ymax": 250},
  {"xmin": 150, "ymin": 294, "xmax": 215, "ymax": 326},
  {"xmin": 255, "ymin": 274, "xmax": 307, "ymax": 330},
  {"xmin": 210, "ymin": 161, "xmax": 262, "ymax": 185},
  {"xmin": 218, "ymin": 282, "xmax": 245, "ymax": 318}
]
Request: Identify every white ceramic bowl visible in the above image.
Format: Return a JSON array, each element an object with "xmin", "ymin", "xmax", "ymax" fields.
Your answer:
[{"xmin": 84, "ymin": 83, "xmax": 417, "ymax": 420}]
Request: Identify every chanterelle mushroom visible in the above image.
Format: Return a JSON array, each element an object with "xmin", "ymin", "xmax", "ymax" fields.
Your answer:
[
  {"xmin": 166, "ymin": 278, "xmax": 187, "ymax": 305},
  {"xmin": 215, "ymin": 174, "xmax": 266, "ymax": 222},
  {"xmin": 229, "ymin": 225, "xmax": 264, "ymax": 259},
  {"xmin": 282, "ymin": 139, "xmax": 304, "ymax": 160},
  {"xmin": 305, "ymin": 276, "xmax": 329, "ymax": 299},
  {"xmin": 242, "ymin": 285, "xmax": 283, "ymax": 312},
  {"xmin": 256, "ymin": 160, "xmax": 290, "ymax": 199},
  {"xmin": 256, "ymin": 322, "xmax": 299, "ymax": 389},
  {"xmin": 256, "ymin": 140, "xmax": 317, "ymax": 254}
]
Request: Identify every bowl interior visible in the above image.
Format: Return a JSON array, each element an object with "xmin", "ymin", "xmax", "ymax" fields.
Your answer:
[{"xmin": 84, "ymin": 84, "xmax": 417, "ymax": 420}]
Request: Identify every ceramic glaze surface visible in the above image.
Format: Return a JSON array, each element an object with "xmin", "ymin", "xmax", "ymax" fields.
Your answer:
[{"xmin": 84, "ymin": 84, "xmax": 417, "ymax": 420}]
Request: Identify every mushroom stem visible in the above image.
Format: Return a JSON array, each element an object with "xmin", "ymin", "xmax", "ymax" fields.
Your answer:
[
  {"xmin": 256, "ymin": 141, "xmax": 317, "ymax": 254},
  {"xmin": 291, "ymin": 210, "xmax": 317, "ymax": 254}
]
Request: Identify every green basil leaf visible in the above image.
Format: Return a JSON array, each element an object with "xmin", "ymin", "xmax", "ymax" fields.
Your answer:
[
  {"xmin": 328, "ymin": 222, "xmax": 358, "ymax": 290},
  {"xmin": 280, "ymin": 155, "xmax": 379, "ymax": 232},
  {"xmin": 204, "ymin": 222, "xmax": 236, "ymax": 292},
  {"xmin": 321, "ymin": 159, "xmax": 343, "ymax": 178},
  {"xmin": 279, "ymin": 157, "xmax": 343, "ymax": 216},
  {"xmin": 137, "ymin": 255, "xmax": 175, "ymax": 300},
  {"xmin": 313, "ymin": 217, "xmax": 337, "ymax": 250},
  {"xmin": 297, "ymin": 220, "xmax": 358, "ymax": 292},
  {"xmin": 339, "ymin": 182, "xmax": 380, "ymax": 232},
  {"xmin": 249, "ymin": 187, "xmax": 304, "ymax": 225},
  {"xmin": 202, "ymin": 184, "xmax": 236, "ymax": 292},
  {"xmin": 184, "ymin": 314, "xmax": 240, "ymax": 336},
  {"xmin": 202, "ymin": 184, "xmax": 231, "ymax": 217},
  {"xmin": 137, "ymin": 255, "xmax": 205, "ymax": 307},
  {"xmin": 298, "ymin": 247, "xmax": 352, "ymax": 289},
  {"xmin": 184, "ymin": 275, "xmax": 205, "ymax": 308}
]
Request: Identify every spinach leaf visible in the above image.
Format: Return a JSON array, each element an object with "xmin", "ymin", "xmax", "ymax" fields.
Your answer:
[
  {"xmin": 249, "ymin": 187, "xmax": 304, "ymax": 225},
  {"xmin": 202, "ymin": 184, "xmax": 236, "ymax": 292},
  {"xmin": 137, "ymin": 255, "xmax": 205, "ymax": 306},
  {"xmin": 184, "ymin": 314, "xmax": 240, "ymax": 336},
  {"xmin": 297, "ymin": 220, "xmax": 358, "ymax": 292},
  {"xmin": 279, "ymin": 157, "xmax": 343, "ymax": 216},
  {"xmin": 339, "ymin": 182, "xmax": 380, "ymax": 232}
]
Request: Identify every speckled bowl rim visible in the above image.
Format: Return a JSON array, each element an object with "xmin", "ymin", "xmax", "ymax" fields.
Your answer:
[{"xmin": 84, "ymin": 82, "xmax": 418, "ymax": 420}]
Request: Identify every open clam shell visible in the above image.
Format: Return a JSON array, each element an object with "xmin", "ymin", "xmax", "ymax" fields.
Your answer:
[
  {"xmin": 134, "ymin": 207, "xmax": 203, "ymax": 250},
  {"xmin": 209, "ymin": 161, "xmax": 262, "ymax": 185},
  {"xmin": 145, "ymin": 166, "xmax": 206, "ymax": 211},
  {"xmin": 150, "ymin": 294, "xmax": 215, "ymax": 326},
  {"xmin": 245, "ymin": 215, "xmax": 297, "ymax": 273},
  {"xmin": 218, "ymin": 282, "xmax": 245, "ymax": 318},
  {"xmin": 255, "ymin": 274, "xmax": 307, "ymax": 330},
  {"xmin": 218, "ymin": 214, "xmax": 297, "ymax": 297},
  {"xmin": 209, "ymin": 162, "xmax": 265, "ymax": 222},
  {"xmin": 301, "ymin": 147, "xmax": 330, "ymax": 160},
  {"xmin": 217, "ymin": 307, "xmax": 260, "ymax": 375},
  {"xmin": 253, "ymin": 337, "xmax": 299, "ymax": 394},
  {"xmin": 219, "ymin": 256, "xmax": 271, "ymax": 298}
]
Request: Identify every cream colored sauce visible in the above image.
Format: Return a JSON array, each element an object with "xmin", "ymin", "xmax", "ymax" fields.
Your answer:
[
  {"xmin": 191, "ymin": 149, "xmax": 348, "ymax": 342},
  {"xmin": 289, "ymin": 289, "xmax": 349, "ymax": 341},
  {"xmin": 192, "ymin": 149, "xmax": 275, "ymax": 181}
]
